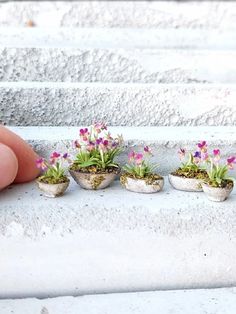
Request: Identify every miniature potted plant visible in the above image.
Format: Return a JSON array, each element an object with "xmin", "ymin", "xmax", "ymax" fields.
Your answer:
[
  {"xmin": 69, "ymin": 123, "xmax": 123, "ymax": 190},
  {"xmin": 169, "ymin": 141, "xmax": 208, "ymax": 192},
  {"xmin": 36, "ymin": 152, "xmax": 70, "ymax": 197},
  {"xmin": 201, "ymin": 150, "xmax": 235, "ymax": 202},
  {"xmin": 120, "ymin": 146, "xmax": 164, "ymax": 193}
]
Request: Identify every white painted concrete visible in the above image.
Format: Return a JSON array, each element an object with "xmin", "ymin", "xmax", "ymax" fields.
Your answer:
[
  {"xmin": 1, "ymin": 47, "xmax": 236, "ymax": 83},
  {"xmin": 1, "ymin": 288, "xmax": 236, "ymax": 314},
  {"xmin": 9, "ymin": 126, "xmax": 236, "ymax": 175},
  {"xmin": 1, "ymin": 82, "xmax": 236, "ymax": 126},
  {"xmin": 0, "ymin": 1, "xmax": 235, "ymax": 30},
  {"xmin": 0, "ymin": 179, "xmax": 236, "ymax": 298},
  {"xmin": 0, "ymin": 28, "xmax": 235, "ymax": 49}
]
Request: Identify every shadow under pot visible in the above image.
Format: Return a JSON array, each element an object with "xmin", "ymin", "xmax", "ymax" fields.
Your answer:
[
  {"xmin": 201, "ymin": 181, "xmax": 234, "ymax": 202},
  {"xmin": 69, "ymin": 167, "xmax": 120, "ymax": 190},
  {"xmin": 120, "ymin": 173, "xmax": 164, "ymax": 193},
  {"xmin": 36, "ymin": 178, "xmax": 70, "ymax": 198},
  {"xmin": 168, "ymin": 173, "xmax": 204, "ymax": 192}
]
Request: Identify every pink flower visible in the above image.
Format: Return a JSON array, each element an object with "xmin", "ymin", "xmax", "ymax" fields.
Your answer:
[
  {"xmin": 227, "ymin": 156, "xmax": 236, "ymax": 169},
  {"xmin": 50, "ymin": 152, "xmax": 60, "ymax": 159},
  {"xmin": 135, "ymin": 153, "xmax": 143, "ymax": 165},
  {"xmin": 94, "ymin": 122, "xmax": 107, "ymax": 133},
  {"xmin": 79, "ymin": 128, "xmax": 89, "ymax": 142},
  {"xmin": 79, "ymin": 128, "xmax": 88, "ymax": 136},
  {"xmin": 144, "ymin": 146, "xmax": 152, "ymax": 155},
  {"xmin": 36, "ymin": 158, "xmax": 47, "ymax": 171},
  {"xmin": 128, "ymin": 151, "xmax": 135, "ymax": 161},
  {"xmin": 201, "ymin": 152, "xmax": 209, "ymax": 162},
  {"xmin": 87, "ymin": 141, "xmax": 95, "ymax": 152},
  {"xmin": 74, "ymin": 140, "xmax": 81, "ymax": 149},
  {"xmin": 213, "ymin": 149, "xmax": 220, "ymax": 156},
  {"xmin": 50, "ymin": 152, "xmax": 61, "ymax": 164},
  {"xmin": 213, "ymin": 149, "xmax": 220, "ymax": 163},
  {"xmin": 198, "ymin": 141, "xmax": 207, "ymax": 153},
  {"xmin": 178, "ymin": 148, "xmax": 186, "ymax": 160}
]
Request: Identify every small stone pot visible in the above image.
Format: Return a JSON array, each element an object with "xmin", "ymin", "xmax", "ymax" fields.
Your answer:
[
  {"xmin": 121, "ymin": 176, "xmax": 164, "ymax": 194},
  {"xmin": 202, "ymin": 182, "xmax": 233, "ymax": 202},
  {"xmin": 69, "ymin": 169, "xmax": 119, "ymax": 190},
  {"xmin": 36, "ymin": 179, "xmax": 70, "ymax": 198},
  {"xmin": 168, "ymin": 174, "xmax": 203, "ymax": 192}
]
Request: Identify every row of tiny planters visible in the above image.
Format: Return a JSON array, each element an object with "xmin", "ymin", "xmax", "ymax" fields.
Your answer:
[{"xmin": 36, "ymin": 124, "xmax": 236, "ymax": 203}]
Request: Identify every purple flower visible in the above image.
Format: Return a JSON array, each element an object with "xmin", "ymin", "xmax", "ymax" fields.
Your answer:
[
  {"xmin": 103, "ymin": 140, "xmax": 109, "ymax": 146},
  {"xmin": 194, "ymin": 151, "xmax": 201, "ymax": 158},
  {"xmin": 96, "ymin": 138, "xmax": 103, "ymax": 145}
]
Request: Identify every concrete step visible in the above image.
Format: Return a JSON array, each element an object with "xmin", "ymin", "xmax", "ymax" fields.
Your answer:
[
  {"xmin": 0, "ymin": 28, "xmax": 235, "ymax": 83},
  {"xmin": 0, "ymin": 178, "xmax": 236, "ymax": 298},
  {"xmin": 1, "ymin": 82, "xmax": 235, "ymax": 126},
  {"xmin": 0, "ymin": 1, "xmax": 235, "ymax": 30},
  {"xmin": 10, "ymin": 126, "xmax": 236, "ymax": 176},
  {"xmin": 1, "ymin": 288, "xmax": 236, "ymax": 314}
]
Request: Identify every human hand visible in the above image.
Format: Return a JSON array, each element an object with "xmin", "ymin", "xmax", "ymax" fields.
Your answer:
[{"xmin": 0, "ymin": 126, "xmax": 40, "ymax": 190}]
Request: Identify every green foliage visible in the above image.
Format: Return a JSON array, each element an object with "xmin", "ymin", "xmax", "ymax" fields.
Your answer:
[
  {"xmin": 206, "ymin": 162, "xmax": 233, "ymax": 187},
  {"xmin": 180, "ymin": 153, "xmax": 201, "ymax": 172},
  {"xmin": 123, "ymin": 162, "xmax": 157, "ymax": 178},
  {"xmin": 40, "ymin": 162, "xmax": 66, "ymax": 182},
  {"xmin": 75, "ymin": 147, "xmax": 122, "ymax": 169}
]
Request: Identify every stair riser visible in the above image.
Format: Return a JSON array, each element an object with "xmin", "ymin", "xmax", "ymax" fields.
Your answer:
[
  {"xmin": 27, "ymin": 139, "xmax": 236, "ymax": 176},
  {"xmin": 8, "ymin": 126, "xmax": 236, "ymax": 176},
  {"xmin": 1, "ymin": 48, "xmax": 236, "ymax": 83},
  {"xmin": 1, "ymin": 231, "xmax": 236, "ymax": 298},
  {"xmin": 1, "ymin": 83, "xmax": 236, "ymax": 126},
  {"xmin": 0, "ymin": 1, "xmax": 235, "ymax": 29}
]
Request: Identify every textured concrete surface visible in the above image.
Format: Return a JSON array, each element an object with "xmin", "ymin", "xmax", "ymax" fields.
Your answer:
[
  {"xmin": 1, "ymin": 47, "xmax": 236, "ymax": 83},
  {"xmin": 0, "ymin": 1, "xmax": 235, "ymax": 29},
  {"xmin": 1, "ymin": 82, "xmax": 236, "ymax": 126},
  {"xmin": 9, "ymin": 126, "xmax": 236, "ymax": 176},
  {"xmin": 1, "ymin": 288, "xmax": 236, "ymax": 314},
  {"xmin": 0, "ymin": 180, "xmax": 236, "ymax": 297},
  {"xmin": 0, "ymin": 28, "xmax": 235, "ymax": 50}
]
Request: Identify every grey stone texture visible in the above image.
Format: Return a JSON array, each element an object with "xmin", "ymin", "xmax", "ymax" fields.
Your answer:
[
  {"xmin": 1, "ymin": 47, "xmax": 236, "ymax": 83},
  {"xmin": 1, "ymin": 82, "xmax": 235, "ymax": 126}
]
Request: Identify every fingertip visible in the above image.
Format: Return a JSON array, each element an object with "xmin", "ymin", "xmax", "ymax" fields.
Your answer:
[{"xmin": 0, "ymin": 143, "xmax": 18, "ymax": 190}]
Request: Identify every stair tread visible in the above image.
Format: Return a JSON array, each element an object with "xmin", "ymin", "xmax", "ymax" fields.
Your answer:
[
  {"xmin": 0, "ymin": 28, "xmax": 235, "ymax": 49},
  {"xmin": 1, "ymin": 178, "xmax": 235, "ymax": 238},
  {"xmin": 10, "ymin": 125, "xmax": 236, "ymax": 142},
  {"xmin": 0, "ymin": 287, "xmax": 236, "ymax": 314}
]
